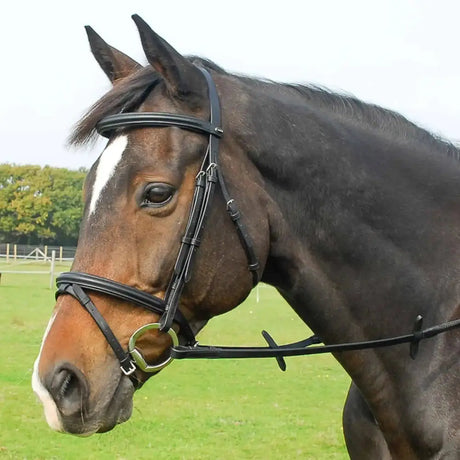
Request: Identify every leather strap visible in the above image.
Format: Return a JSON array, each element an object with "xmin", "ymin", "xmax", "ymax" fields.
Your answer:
[
  {"xmin": 171, "ymin": 315, "xmax": 460, "ymax": 367},
  {"xmin": 56, "ymin": 271, "xmax": 196, "ymax": 344},
  {"xmin": 97, "ymin": 112, "xmax": 224, "ymax": 139},
  {"xmin": 219, "ymin": 174, "xmax": 260, "ymax": 285},
  {"xmin": 160, "ymin": 68, "xmax": 223, "ymax": 334},
  {"xmin": 59, "ymin": 283, "xmax": 136, "ymax": 376}
]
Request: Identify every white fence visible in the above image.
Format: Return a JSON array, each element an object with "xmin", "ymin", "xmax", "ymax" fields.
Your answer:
[
  {"xmin": 0, "ymin": 243, "xmax": 76, "ymax": 262},
  {"xmin": 0, "ymin": 244, "xmax": 75, "ymax": 288},
  {"xmin": 0, "ymin": 250, "xmax": 61, "ymax": 288}
]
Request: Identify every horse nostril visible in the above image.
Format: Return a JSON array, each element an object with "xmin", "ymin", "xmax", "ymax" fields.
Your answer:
[
  {"xmin": 56, "ymin": 369, "xmax": 77, "ymax": 399},
  {"xmin": 47, "ymin": 364, "xmax": 88, "ymax": 417}
]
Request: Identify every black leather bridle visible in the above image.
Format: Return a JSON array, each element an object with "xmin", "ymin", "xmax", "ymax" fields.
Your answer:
[
  {"xmin": 57, "ymin": 67, "xmax": 460, "ymax": 382},
  {"xmin": 56, "ymin": 67, "xmax": 259, "ymax": 380}
]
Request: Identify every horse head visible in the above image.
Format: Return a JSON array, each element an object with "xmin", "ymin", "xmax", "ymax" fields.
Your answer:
[{"xmin": 32, "ymin": 15, "xmax": 269, "ymax": 435}]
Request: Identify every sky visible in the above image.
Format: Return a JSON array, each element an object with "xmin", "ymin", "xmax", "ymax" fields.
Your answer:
[{"xmin": 2, "ymin": 0, "xmax": 460, "ymax": 169}]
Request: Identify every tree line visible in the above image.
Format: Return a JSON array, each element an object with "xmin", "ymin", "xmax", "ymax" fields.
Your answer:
[{"xmin": 0, "ymin": 164, "xmax": 87, "ymax": 246}]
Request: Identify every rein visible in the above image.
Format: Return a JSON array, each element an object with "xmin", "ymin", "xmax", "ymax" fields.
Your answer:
[
  {"xmin": 57, "ymin": 67, "xmax": 460, "ymax": 381},
  {"xmin": 172, "ymin": 315, "xmax": 460, "ymax": 371}
]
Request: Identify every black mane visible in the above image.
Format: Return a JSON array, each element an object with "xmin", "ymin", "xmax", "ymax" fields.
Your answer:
[
  {"xmin": 284, "ymin": 83, "xmax": 460, "ymax": 160},
  {"xmin": 70, "ymin": 58, "xmax": 460, "ymax": 161}
]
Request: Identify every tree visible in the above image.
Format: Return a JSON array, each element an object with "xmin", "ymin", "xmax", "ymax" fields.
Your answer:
[{"xmin": 0, "ymin": 164, "xmax": 86, "ymax": 245}]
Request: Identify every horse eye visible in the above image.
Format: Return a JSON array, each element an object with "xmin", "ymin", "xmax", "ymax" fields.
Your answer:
[{"xmin": 141, "ymin": 183, "xmax": 175, "ymax": 208}]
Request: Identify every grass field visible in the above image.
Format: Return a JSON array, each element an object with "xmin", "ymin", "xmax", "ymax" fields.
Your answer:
[{"xmin": 0, "ymin": 263, "xmax": 350, "ymax": 459}]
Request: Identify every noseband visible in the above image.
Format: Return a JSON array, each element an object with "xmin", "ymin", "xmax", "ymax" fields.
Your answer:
[{"xmin": 56, "ymin": 68, "xmax": 260, "ymax": 380}]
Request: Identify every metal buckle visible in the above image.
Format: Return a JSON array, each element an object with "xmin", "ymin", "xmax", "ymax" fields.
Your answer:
[
  {"xmin": 120, "ymin": 360, "xmax": 137, "ymax": 376},
  {"xmin": 128, "ymin": 323, "xmax": 179, "ymax": 373},
  {"xmin": 206, "ymin": 163, "xmax": 218, "ymax": 183}
]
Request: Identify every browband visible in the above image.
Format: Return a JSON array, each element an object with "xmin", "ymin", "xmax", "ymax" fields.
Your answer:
[{"xmin": 97, "ymin": 112, "xmax": 224, "ymax": 139}]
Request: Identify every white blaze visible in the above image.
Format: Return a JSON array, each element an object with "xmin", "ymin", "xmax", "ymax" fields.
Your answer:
[
  {"xmin": 31, "ymin": 136, "xmax": 129, "ymax": 432},
  {"xmin": 31, "ymin": 313, "xmax": 63, "ymax": 431},
  {"xmin": 89, "ymin": 135, "xmax": 128, "ymax": 215}
]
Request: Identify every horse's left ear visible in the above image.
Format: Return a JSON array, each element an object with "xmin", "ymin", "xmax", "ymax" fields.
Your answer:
[
  {"xmin": 132, "ymin": 14, "xmax": 206, "ymax": 103},
  {"xmin": 85, "ymin": 26, "xmax": 142, "ymax": 83}
]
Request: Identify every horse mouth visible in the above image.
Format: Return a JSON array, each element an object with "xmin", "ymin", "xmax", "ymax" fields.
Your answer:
[
  {"xmin": 61, "ymin": 373, "xmax": 135, "ymax": 436},
  {"xmin": 95, "ymin": 378, "xmax": 134, "ymax": 434}
]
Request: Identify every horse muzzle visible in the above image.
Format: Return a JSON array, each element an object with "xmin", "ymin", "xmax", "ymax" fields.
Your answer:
[{"xmin": 33, "ymin": 359, "xmax": 135, "ymax": 435}]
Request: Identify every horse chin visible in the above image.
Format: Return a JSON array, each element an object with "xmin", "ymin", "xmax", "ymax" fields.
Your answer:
[
  {"xmin": 95, "ymin": 378, "xmax": 134, "ymax": 434},
  {"xmin": 62, "ymin": 374, "xmax": 135, "ymax": 436}
]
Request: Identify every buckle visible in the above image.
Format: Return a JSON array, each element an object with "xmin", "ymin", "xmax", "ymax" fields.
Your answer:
[{"xmin": 120, "ymin": 359, "xmax": 137, "ymax": 376}]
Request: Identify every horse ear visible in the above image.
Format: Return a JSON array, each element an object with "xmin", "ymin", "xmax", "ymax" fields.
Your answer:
[
  {"xmin": 85, "ymin": 26, "xmax": 142, "ymax": 83},
  {"xmin": 131, "ymin": 14, "xmax": 205, "ymax": 102}
]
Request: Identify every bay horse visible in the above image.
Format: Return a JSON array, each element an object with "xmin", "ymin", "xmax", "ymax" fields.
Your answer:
[{"xmin": 32, "ymin": 15, "xmax": 459, "ymax": 458}]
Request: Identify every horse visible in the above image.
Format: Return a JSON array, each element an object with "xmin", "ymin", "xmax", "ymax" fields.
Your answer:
[{"xmin": 32, "ymin": 15, "xmax": 459, "ymax": 458}]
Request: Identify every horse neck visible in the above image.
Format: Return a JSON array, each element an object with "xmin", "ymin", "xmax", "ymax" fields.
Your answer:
[
  {"xmin": 223, "ymin": 75, "xmax": 460, "ymax": 344},
  {"xmin": 219, "ymin": 74, "xmax": 460, "ymax": 456}
]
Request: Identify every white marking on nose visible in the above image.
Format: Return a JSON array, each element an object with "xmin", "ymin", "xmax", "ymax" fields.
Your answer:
[
  {"xmin": 31, "ymin": 313, "xmax": 64, "ymax": 432},
  {"xmin": 89, "ymin": 135, "xmax": 128, "ymax": 215}
]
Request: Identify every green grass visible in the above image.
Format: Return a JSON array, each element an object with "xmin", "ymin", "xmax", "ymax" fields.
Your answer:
[{"xmin": 0, "ymin": 267, "xmax": 350, "ymax": 459}]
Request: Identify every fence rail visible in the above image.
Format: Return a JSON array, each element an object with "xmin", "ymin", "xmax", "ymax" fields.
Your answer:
[
  {"xmin": 0, "ymin": 244, "xmax": 75, "ymax": 288},
  {"xmin": 0, "ymin": 243, "xmax": 76, "ymax": 262},
  {"xmin": 0, "ymin": 249, "xmax": 63, "ymax": 288}
]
